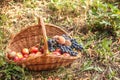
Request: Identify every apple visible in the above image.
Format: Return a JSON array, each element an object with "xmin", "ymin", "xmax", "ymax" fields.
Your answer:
[
  {"xmin": 63, "ymin": 53, "xmax": 70, "ymax": 57},
  {"xmin": 8, "ymin": 51, "xmax": 16, "ymax": 58},
  {"xmin": 21, "ymin": 48, "xmax": 29, "ymax": 55},
  {"xmin": 30, "ymin": 46, "xmax": 38, "ymax": 53},
  {"xmin": 7, "ymin": 53, "xmax": 12, "ymax": 60},
  {"xmin": 16, "ymin": 52, "xmax": 23, "ymax": 59},
  {"xmin": 21, "ymin": 58, "xmax": 26, "ymax": 61},
  {"xmin": 29, "ymin": 53, "xmax": 36, "ymax": 57},
  {"xmin": 55, "ymin": 48, "xmax": 61, "ymax": 53},
  {"xmin": 53, "ymin": 51, "xmax": 61, "ymax": 56},
  {"xmin": 14, "ymin": 56, "xmax": 20, "ymax": 62},
  {"xmin": 7, "ymin": 53, "xmax": 10, "ymax": 59},
  {"xmin": 24, "ymin": 54, "xmax": 29, "ymax": 58},
  {"xmin": 35, "ymin": 52, "xmax": 42, "ymax": 56}
]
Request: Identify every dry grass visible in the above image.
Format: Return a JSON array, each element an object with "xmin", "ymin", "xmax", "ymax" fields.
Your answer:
[{"xmin": 0, "ymin": 0, "xmax": 120, "ymax": 80}]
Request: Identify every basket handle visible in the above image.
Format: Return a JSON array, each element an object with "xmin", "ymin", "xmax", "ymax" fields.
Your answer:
[{"xmin": 38, "ymin": 17, "xmax": 49, "ymax": 55}]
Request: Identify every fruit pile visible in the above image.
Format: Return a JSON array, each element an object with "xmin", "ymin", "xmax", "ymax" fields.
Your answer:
[
  {"xmin": 7, "ymin": 46, "xmax": 43, "ymax": 62},
  {"xmin": 48, "ymin": 34, "xmax": 83, "ymax": 56},
  {"xmin": 7, "ymin": 34, "xmax": 83, "ymax": 62}
]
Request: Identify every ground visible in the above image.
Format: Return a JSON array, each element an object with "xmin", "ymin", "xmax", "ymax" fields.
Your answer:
[{"xmin": 0, "ymin": 0, "xmax": 120, "ymax": 80}]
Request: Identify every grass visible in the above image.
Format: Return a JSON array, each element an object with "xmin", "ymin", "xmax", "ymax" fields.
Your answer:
[{"xmin": 0, "ymin": 0, "xmax": 120, "ymax": 80}]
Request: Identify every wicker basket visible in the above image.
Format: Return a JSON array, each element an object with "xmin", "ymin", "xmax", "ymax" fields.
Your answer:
[{"xmin": 6, "ymin": 17, "xmax": 78, "ymax": 71}]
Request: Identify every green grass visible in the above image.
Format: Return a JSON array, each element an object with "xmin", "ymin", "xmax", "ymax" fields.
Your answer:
[
  {"xmin": 87, "ymin": 0, "xmax": 120, "ymax": 37},
  {"xmin": 0, "ymin": 0, "xmax": 120, "ymax": 80}
]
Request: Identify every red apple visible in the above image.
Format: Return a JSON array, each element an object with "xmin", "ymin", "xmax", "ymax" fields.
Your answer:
[
  {"xmin": 63, "ymin": 53, "xmax": 70, "ymax": 57},
  {"xmin": 30, "ymin": 46, "xmax": 38, "ymax": 53},
  {"xmin": 22, "ymin": 48, "xmax": 29, "ymax": 55},
  {"xmin": 21, "ymin": 58, "xmax": 26, "ymax": 61},
  {"xmin": 53, "ymin": 51, "xmax": 61, "ymax": 56},
  {"xmin": 55, "ymin": 48, "xmax": 61, "ymax": 53},
  {"xmin": 24, "ymin": 54, "xmax": 29, "ymax": 58},
  {"xmin": 14, "ymin": 56, "xmax": 20, "ymax": 62}
]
